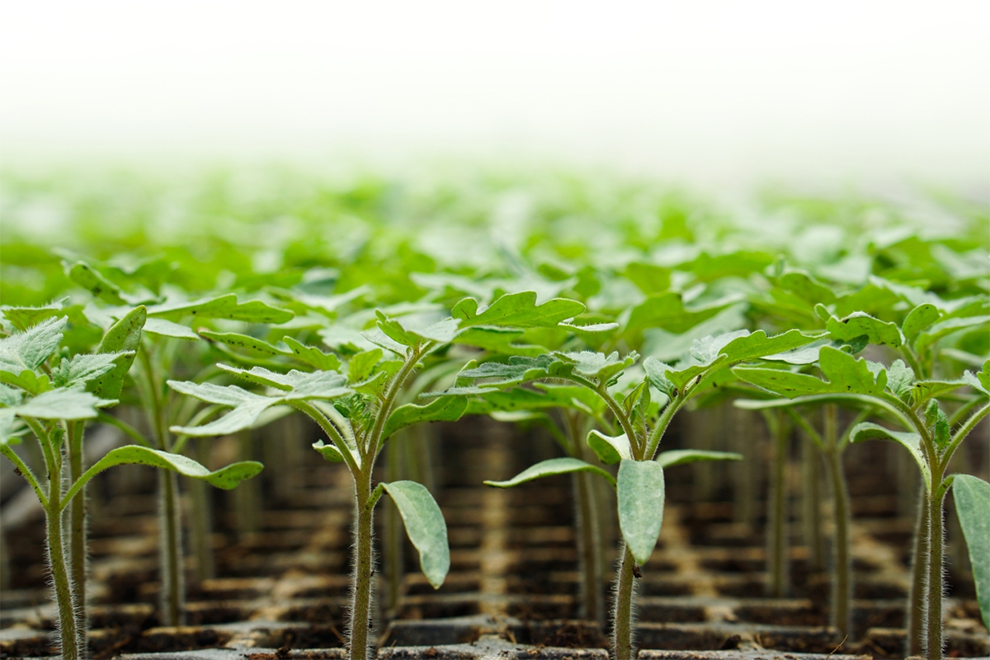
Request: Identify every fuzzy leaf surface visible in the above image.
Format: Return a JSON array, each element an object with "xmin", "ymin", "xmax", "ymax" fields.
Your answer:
[
  {"xmin": 656, "ymin": 450, "xmax": 743, "ymax": 468},
  {"xmin": 381, "ymin": 481, "xmax": 450, "ymax": 589},
  {"xmin": 90, "ymin": 306, "xmax": 146, "ymax": 399},
  {"xmin": 0, "ymin": 317, "xmax": 67, "ymax": 377},
  {"xmin": 618, "ymin": 459, "xmax": 666, "ymax": 565},
  {"xmin": 952, "ymin": 475, "xmax": 990, "ymax": 629}
]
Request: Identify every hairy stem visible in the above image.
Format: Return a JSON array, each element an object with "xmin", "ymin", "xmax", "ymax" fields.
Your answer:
[
  {"xmin": 46, "ymin": 438, "xmax": 81, "ymax": 660},
  {"xmin": 926, "ymin": 488, "xmax": 945, "ymax": 660},
  {"xmin": 349, "ymin": 470, "xmax": 376, "ymax": 660},
  {"xmin": 907, "ymin": 487, "xmax": 929, "ymax": 657},
  {"xmin": 574, "ymin": 468, "xmax": 605, "ymax": 626},
  {"xmin": 67, "ymin": 421, "xmax": 88, "ymax": 643},
  {"xmin": 612, "ymin": 544, "xmax": 638, "ymax": 660}
]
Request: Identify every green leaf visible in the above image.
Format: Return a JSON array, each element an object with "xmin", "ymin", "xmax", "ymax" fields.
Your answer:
[
  {"xmin": 452, "ymin": 291, "xmax": 584, "ymax": 328},
  {"xmin": 149, "ymin": 294, "xmax": 293, "ymax": 324},
  {"xmin": 64, "ymin": 261, "xmax": 129, "ymax": 305},
  {"xmin": 0, "ymin": 316, "xmax": 67, "ymax": 377},
  {"xmin": 312, "ymin": 440, "xmax": 345, "ymax": 463},
  {"xmin": 617, "ymin": 459, "xmax": 666, "ymax": 565},
  {"xmin": 199, "ymin": 330, "xmax": 285, "ymax": 357},
  {"xmin": 90, "ymin": 306, "xmax": 146, "ymax": 399},
  {"xmin": 885, "ymin": 360, "xmax": 915, "ymax": 401},
  {"xmin": 483, "ymin": 457, "xmax": 616, "ymax": 488},
  {"xmin": 850, "ymin": 422, "xmax": 929, "ymax": 491},
  {"xmin": 826, "ymin": 312, "xmax": 903, "ymax": 347},
  {"xmin": 952, "ymin": 474, "xmax": 990, "ymax": 630},
  {"xmin": 911, "ymin": 378, "xmax": 967, "ymax": 405},
  {"xmin": 587, "ymin": 430, "xmax": 631, "ymax": 464},
  {"xmin": 733, "ymin": 367, "xmax": 832, "ymax": 398},
  {"xmin": 902, "ymin": 304, "xmax": 941, "ymax": 342},
  {"xmin": 624, "ymin": 292, "xmax": 727, "ymax": 337},
  {"xmin": 0, "ymin": 303, "xmax": 63, "ymax": 332},
  {"xmin": 962, "ymin": 361, "xmax": 990, "ymax": 397},
  {"xmin": 643, "ymin": 357, "xmax": 677, "ymax": 398},
  {"xmin": 915, "ymin": 315, "xmax": 990, "ymax": 355},
  {"xmin": 143, "ymin": 318, "xmax": 200, "ymax": 340},
  {"xmin": 14, "ymin": 388, "xmax": 114, "ymax": 421},
  {"xmin": 348, "ymin": 349, "xmax": 383, "ymax": 383},
  {"xmin": 563, "ymin": 350, "xmax": 637, "ymax": 381},
  {"xmin": 53, "ymin": 353, "xmax": 123, "ymax": 389},
  {"xmin": 447, "ymin": 354, "xmax": 573, "ymax": 393},
  {"xmin": 0, "ymin": 384, "xmax": 23, "ymax": 407},
  {"xmin": 381, "ymin": 481, "xmax": 449, "ymax": 589},
  {"xmin": 83, "ymin": 446, "xmax": 263, "ymax": 491},
  {"xmin": 656, "ymin": 450, "xmax": 743, "ymax": 468},
  {"xmin": 383, "ymin": 396, "xmax": 467, "ymax": 440},
  {"xmin": 375, "ymin": 312, "xmax": 460, "ymax": 347},
  {"xmin": 281, "ymin": 336, "xmax": 341, "ymax": 371}
]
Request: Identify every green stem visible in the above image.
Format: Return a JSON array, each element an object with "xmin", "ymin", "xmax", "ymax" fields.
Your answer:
[
  {"xmin": 907, "ymin": 487, "xmax": 929, "ymax": 657},
  {"xmin": 823, "ymin": 444, "xmax": 851, "ymax": 637},
  {"xmin": 189, "ymin": 439, "xmax": 215, "ymax": 583},
  {"xmin": 800, "ymin": 436, "xmax": 824, "ymax": 572},
  {"xmin": 612, "ymin": 544, "xmax": 638, "ymax": 660},
  {"xmin": 926, "ymin": 486, "xmax": 946, "ymax": 660},
  {"xmin": 44, "ymin": 429, "xmax": 80, "ymax": 660},
  {"xmin": 574, "ymin": 465, "xmax": 605, "ymax": 625},
  {"xmin": 158, "ymin": 469, "xmax": 184, "ymax": 626},
  {"xmin": 767, "ymin": 411, "xmax": 789, "ymax": 597},
  {"xmin": 349, "ymin": 469, "xmax": 376, "ymax": 660},
  {"xmin": 67, "ymin": 421, "xmax": 88, "ymax": 639}
]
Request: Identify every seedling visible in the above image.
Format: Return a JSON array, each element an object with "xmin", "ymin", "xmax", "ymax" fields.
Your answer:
[
  {"xmin": 734, "ymin": 309, "xmax": 990, "ymax": 660},
  {"xmin": 436, "ymin": 327, "xmax": 819, "ymax": 660},
  {"xmin": 0, "ymin": 315, "xmax": 262, "ymax": 660},
  {"xmin": 169, "ymin": 290, "xmax": 591, "ymax": 660}
]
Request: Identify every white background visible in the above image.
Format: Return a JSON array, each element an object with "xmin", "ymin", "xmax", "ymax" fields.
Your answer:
[{"xmin": 1, "ymin": 1, "xmax": 987, "ymax": 187}]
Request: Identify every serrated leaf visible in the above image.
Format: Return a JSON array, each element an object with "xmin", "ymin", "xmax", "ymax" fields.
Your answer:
[
  {"xmin": 952, "ymin": 474, "xmax": 990, "ymax": 630},
  {"xmin": 624, "ymin": 292, "xmax": 728, "ymax": 337},
  {"xmin": 656, "ymin": 450, "xmax": 743, "ymax": 468},
  {"xmin": 90, "ymin": 306, "xmax": 146, "ymax": 399},
  {"xmin": 0, "ymin": 384, "xmax": 23, "ymax": 407},
  {"xmin": 826, "ymin": 312, "xmax": 903, "ymax": 348},
  {"xmin": 902, "ymin": 304, "xmax": 941, "ymax": 342},
  {"xmin": 452, "ymin": 291, "xmax": 584, "ymax": 329},
  {"xmin": 563, "ymin": 350, "xmax": 636, "ymax": 381},
  {"xmin": 0, "ymin": 317, "xmax": 67, "ymax": 377},
  {"xmin": 53, "ymin": 353, "xmax": 123, "ymax": 388},
  {"xmin": 383, "ymin": 396, "xmax": 467, "ymax": 440},
  {"xmin": 484, "ymin": 457, "xmax": 616, "ymax": 489},
  {"xmin": 83, "ymin": 446, "xmax": 263, "ymax": 491},
  {"xmin": 0, "ymin": 304, "xmax": 63, "ymax": 332},
  {"xmin": 962, "ymin": 361, "xmax": 990, "ymax": 397},
  {"xmin": 149, "ymin": 294, "xmax": 293, "ymax": 324},
  {"xmin": 587, "ymin": 429, "xmax": 631, "ymax": 464},
  {"xmin": 885, "ymin": 360, "xmax": 915, "ymax": 401},
  {"xmin": 617, "ymin": 459, "xmax": 666, "ymax": 565},
  {"xmin": 850, "ymin": 422, "xmax": 929, "ymax": 490},
  {"xmin": 14, "ymin": 387, "xmax": 114, "ymax": 421},
  {"xmin": 381, "ymin": 481, "xmax": 449, "ymax": 589},
  {"xmin": 348, "ymin": 349, "xmax": 383, "ymax": 383}
]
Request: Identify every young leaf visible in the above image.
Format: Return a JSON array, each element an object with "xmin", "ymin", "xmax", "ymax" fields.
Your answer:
[
  {"xmin": 64, "ymin": 261, "xmax": 130, "ymax": 305},
  {"xmin": 90, "ymin": 305, "xmax": 146, "ymax": 399},
  {"xmin": 587, "ymin": 430, "xmax": 631, "ymax": 464},
  {"xmin": 53, "ymin": 353, "xmax": 124, "ymax": 389},
  {"xmin": 885, "ymin": 360, "xmax": 915, "ymax": 401},
  {"xmin": 281, "ymin": 336, "xmax": 342, "ymax": 371},
  {"xmin": 381, "ymin": 481, "xmax": 450, "ymax": 589},
  {"xmin": 643, "ymin": 357, "xmax": 677, "ymax": 398},
  {"xmin": 383, "ymin": 396, "xmax": 468, "ymax": 441},
  {"xmin": 952, "ymin": 474, "xmax": 990, "ymax": 630},
  {"xmin": 199, "ymin": 330, "xmax": 286, "ymax": 358},
  {"xmin": 484, "ymin": 457, "xmax": 616, "ymax": 488},
  {"xmin": 915, "ymin": 315, "xmax": 990, "ymax": 355},
  {"xmin": 0, "ymin": 316, "xmax": 67, "ymax": 378},
  {"xmin": 143, "ymin": 318, "xmax": 201, "ymax": 340},
  {"xmin": 617, "ymin": 459, "xmax": 665, "ymax": 565},
  {"xmin": 902, "ymin": 304, "xmax": 941, "ymax": 342},
  {"xmin": 849, "ymin": 422, "xmax": 930, "ymax": 490},
  {"xmin": 0, "ymin": 303, "xmax": 63, "ymax": 331},
  {"xmin": 656, "ymin": 450, "xmax": 743, "ymax": 468},
  {"xmin": 452, "ymin": 291, "xmax": 584, "ymax": 328}
]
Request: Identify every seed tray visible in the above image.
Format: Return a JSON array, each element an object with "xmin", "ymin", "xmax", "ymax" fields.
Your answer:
[{"xmin": 2, "ymin": 423, "xmax": 988, "ymax": 659}]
